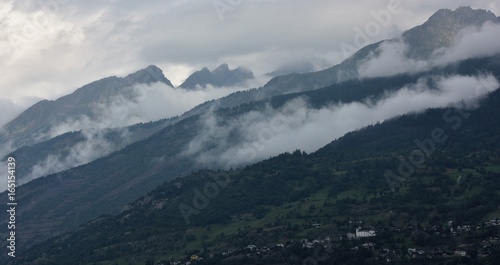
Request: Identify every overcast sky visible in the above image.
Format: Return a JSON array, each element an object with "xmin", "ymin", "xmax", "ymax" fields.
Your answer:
[{"xmin": 0, "ymin": 0, "xmax": 498, "ymax": 125}]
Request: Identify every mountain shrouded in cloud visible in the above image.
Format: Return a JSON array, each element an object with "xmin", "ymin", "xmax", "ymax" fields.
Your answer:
[
  {"xmin": 0, "ymin": 7, "xmax": 500, "ymax": 155},
  {"xmin": 182, "ymin": 74, "xmax": 499, "ymax": 170},
  {"xmin": 1, "ymin": 6, "xmax": 500, "ymax": 260},
  {"xmin": 0, "ymin": 65, "xmax": 262, "ymax": 186},
  {"xmin": 179, "ymin": 63, "xmax": 255, "ymax": 89},
  {"xmin": 0, "ymin": 65, "xmax": 173, "ymax": 150},
  {"xmin": 2, "ymin": 56, "xmax": 499, "ymax": 253},
  {"xmin": 14, "ymin": 77, "xmax": 500, "ymax": 263},
  {"xmin": 358, "ymin": 7, "xmax": 500, "ymax": 78},
  {"xmin": 2, "ymin": 6, "xmax": 498, "ymax": 188},
  {"xmin": 3, "ymin": 6, "xmax": 498, "ymax": 187},
  {"xmin": 178, "ymin": 7, "xmax": 500, "ymax": 121},
  {"xmin": 402, "ymin": 6, "xmax": 497, "ymax": 59},
  {"xmin": 2, "ymin": 0, "xmax": 499, "ymax": 114}
]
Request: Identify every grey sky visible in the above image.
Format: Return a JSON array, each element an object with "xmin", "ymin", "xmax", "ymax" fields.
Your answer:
[{"xmin": 0, "ymin": 0, "xmax": 499, "ymax": 127}]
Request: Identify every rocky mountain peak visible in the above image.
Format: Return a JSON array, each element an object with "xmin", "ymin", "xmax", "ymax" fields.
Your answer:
[
  {"xmin": 402, "ymin": 6, "xmax": 498, "ymax": 59},
  {"xmin": 213, "ymin": 63, "xmax": 230, "ymax": 73},
  {"xmin": 179, "ymin": 63, "xmax": 254, "ymax": 89},
  {"xmin": 125, "ymin": 65, "xmax": 174, "ymax": 87}
]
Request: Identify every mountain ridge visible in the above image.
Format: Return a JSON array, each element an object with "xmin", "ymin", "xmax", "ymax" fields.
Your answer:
[
  {"xmin": 0, "ymin": 65, "xmax": 174, "ymax": 152},
  {"xmin": 179, "ymin": 63, "xmax": 254, "ymax": 89},
  {"xmin": 180, "ymin": 7, "xmax": 500, "ymax": 120}
]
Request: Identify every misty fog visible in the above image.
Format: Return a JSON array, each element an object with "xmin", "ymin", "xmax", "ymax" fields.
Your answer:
[{"xmin": 183, "ymin": 74, "xmax": 498, "ymax": 170}]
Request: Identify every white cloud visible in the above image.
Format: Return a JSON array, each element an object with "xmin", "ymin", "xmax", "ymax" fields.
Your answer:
[
  {"xmin": 433, "ymin": 22, "xmax": 500, "ymax": 65},
  {"xmin": 358, "ymin": 22, "xmax": 500, "ymax": 78},
  {"xmin": 21, "ymin": 127, "xmax": 131, "ymax": 186},
  {"xmin": 31, "ymin": 78, "xmax": 266, "ymax": 141},
  {"xmin": 0, "ymin": 80, "xmax": 267, "ymax": 189},
  {"xmin": 183, "ymin": 74, "xmax": 499, "ymax": 170},
  {"xmin": 121, "ymin": 80, "xmax": 268, "ymax": 125},
  {"xmin": 358, "ymin": 40, "xmax": 429, "ymax": 78}
]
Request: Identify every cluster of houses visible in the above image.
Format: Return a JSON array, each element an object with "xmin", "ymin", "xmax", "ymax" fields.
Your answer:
[
  {"xmin": 164, "ymin": 236, "xmax": 498, "ymax": 265},
  {"xmin": 158, "ymin": 218, "xmax": 498, "ymax": 265},
  {"xmin": 484, "ymin": 218, "xmax": 500, "ymax": 227},
  {"xmin": 404, "ymin": 240, "xmax": 497, "ymax": 259}
]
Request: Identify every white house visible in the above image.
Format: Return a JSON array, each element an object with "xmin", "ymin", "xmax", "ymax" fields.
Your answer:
[{"xmin": 356, "ymin": 227, "xmax": 376, "ymax": 238}]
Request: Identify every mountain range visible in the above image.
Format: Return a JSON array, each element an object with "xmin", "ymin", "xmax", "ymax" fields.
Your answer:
[
  {"xmin": 179, "ymin": 63, "xmax": 255, "ymax": 89},
  {"xmin": 3, "ymin": 6, "xmax": 498, "ymax": 186},
  {"xmin": 16, "ymin": 75, "xmax": 500, "ymax": 264},
  {"xmin": 179, "ymin": 6, "xmax": 500, "ymax": 118},
  {"xmin": 1, "ymin": 6, "xmax": 499, "ymax": 264}
]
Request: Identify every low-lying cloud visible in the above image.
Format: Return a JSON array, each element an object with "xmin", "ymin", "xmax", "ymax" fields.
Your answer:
[
  {"xmin": 359, "ymin": 22, "xmax": 500, "ymax": 78},
  {"xmin": 121, "ymin": 77, "xmax": 268, "ymax": 125},
  {"xmin": 1, "ymin": 74, "xmax": 497, "ymax": 192},
  {"xmin": 434, "ymin": 22, "xmax": 500, "ymax": 65},
  {"xmin": 22, "ymin": 127, "xmax": 131, "ymax": 185},
  {"xmin": 1, "ymin": 80, "xmax": 264, "ymax": 190},
  {"xmin": 44, "ymin": 79, "xmax": 266, "ymax": 138},
  {"xmin": 183, "ymin": 74, "xmax": 499, "ymax": 170}
]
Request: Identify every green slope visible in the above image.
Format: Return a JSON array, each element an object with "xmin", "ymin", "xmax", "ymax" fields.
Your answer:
[
  {"xmin": 1, "ymin": 55, "xmax": 500, "ymax": 257},
  {"xmin": 12, "ymin": 80, "xmax": 500, "ymax": 265}
]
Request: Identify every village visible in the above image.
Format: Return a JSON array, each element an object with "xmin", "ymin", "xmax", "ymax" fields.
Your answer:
[{"xmin": 154, "ymin": 218, "xmax": 500, "ymax": 265}]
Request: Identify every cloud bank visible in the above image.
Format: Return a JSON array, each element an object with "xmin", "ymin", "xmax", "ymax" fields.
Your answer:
[
  {"xmin": 0, "ymin": 80, "xmax": 261, "ymax": 190},
  {"xmin": 1, "ymin": 73, "xmax": 497, "ymax": 192},
  {"xmin": 358, "ymin": 22, "xmax": 500, "ymax": 78},
  {"xmin": 434, "ymin": 22, "xmax": 500, "ymax": 65},
  {"xmin": 22, "ymin": 127, "xmax": 131, "ymax": 186},
  {"xmin": 42, "ymin": 80, "xmax": 262, "ymax": 138},
  {"xmin": 183, "ymin": 74, "xmax": 499, "ymax": 170}
]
